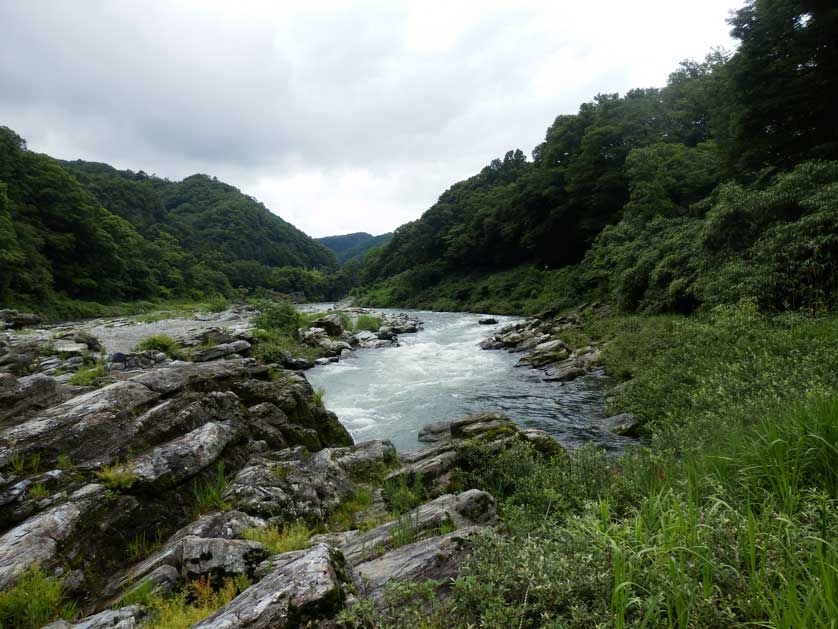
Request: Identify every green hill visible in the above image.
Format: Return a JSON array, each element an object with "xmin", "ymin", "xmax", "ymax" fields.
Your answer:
[
  {"xmin": 0, "ymin": 131, "xmax": 340, "ymax": 315},
  {"xmin": 355, "ymin": 0, "xmax": 838, "ymax": 316},
  {"xmin": 318, "ymin": 231, "xmax": 393, "ymax": 264}
]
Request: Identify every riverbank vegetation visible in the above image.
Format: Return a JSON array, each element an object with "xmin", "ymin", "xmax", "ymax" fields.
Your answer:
[{"xmin": 340, "ymin": 303, "xmax": 838, "ymax": 627}]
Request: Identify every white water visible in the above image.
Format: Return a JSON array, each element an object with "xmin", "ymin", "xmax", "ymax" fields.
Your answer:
[{"xmin": 307, "ymin": 309, "xmax": 629, "ymax": 451}]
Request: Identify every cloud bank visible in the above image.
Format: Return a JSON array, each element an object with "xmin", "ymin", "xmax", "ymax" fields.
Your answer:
[{"xmin": 0, "ymin": 1, "xmax": 741, "ymax": 236}]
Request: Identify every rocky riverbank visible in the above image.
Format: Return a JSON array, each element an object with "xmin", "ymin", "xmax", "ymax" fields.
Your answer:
[
  {"xmin": 0, "ymin": 304, "xmax": 536, "ymax": 628},
  {"xmin": 479, "ymin": 303, "xmax": 641, "ymax": 438}
]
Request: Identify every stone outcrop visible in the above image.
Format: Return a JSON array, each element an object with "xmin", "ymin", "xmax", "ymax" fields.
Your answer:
[{"xmin": 191, "ymin": 544, "xmax": 348, "ymax": 629}]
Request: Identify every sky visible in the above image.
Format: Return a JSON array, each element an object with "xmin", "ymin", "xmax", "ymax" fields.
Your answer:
[{"xmin": 0, "ymin": 1, "xmax": 743, "ymax": 238}]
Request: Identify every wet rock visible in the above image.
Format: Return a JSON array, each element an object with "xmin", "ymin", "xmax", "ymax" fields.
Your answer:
[
  {"xmin": 598, "ymin": 412, "xmax": 642, "ymax": 437},
  {"xmin": 478, "ymin": 317, "xmax": 498, "ymax": 325},
  {"xmin": 191, "ymin": 544, "xmax": 347, "ymax": 629},
  {"xmin": 542, "ymin": 362, "xmax": 586, "ymax": 382}
]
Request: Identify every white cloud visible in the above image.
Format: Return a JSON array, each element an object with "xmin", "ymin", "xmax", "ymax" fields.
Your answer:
[{"xmin": 0, "ymin": 0, "xmax": 742, "ymax": 237}]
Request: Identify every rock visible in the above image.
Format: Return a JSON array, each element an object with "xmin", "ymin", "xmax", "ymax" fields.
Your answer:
[
  {"xmin": 0, "ymin": 373, "xmax": 67, "ymax": 424},
  {"xmin": 312, "ymin": 314, "xmax": 345, "ymax": 337},
  {"xmin": 223, "ymin": 441, "xmax": 395, "ymax": 526},
  {"xmin": 224, "ymin": 448, "xmax": 353, "ymax": 524},
  {"xmin": 191, "ymin": 544, "xmax": 347, "ymax": 629},
  {"xmin": 130, "ymin": 413, "xmax": 244, "ymax": 488},
  {"xmin": 107, "ymin": 511, "xmax": 266, "ymax": 596},
  {"xmin": 376, "ymin": 326, "xmax": 397, "ymax": 341},
  {"xmin": 353, "ymin": 526, "xmax": 484, "ymax": 607},
  {"xmin": 542, "ymin": 363, "xmax": 586, "ymax": 382},
  {"xmin": 116, "ymin": 564, "xmax": 179, "ymax": 606},
  {"xmin": 337, "ymin": 490, "xmax": 496, "ymax": 566},
  {"xmin": 478, "ymin": 317, "xmax": 498, "ymax": 325},
  {"xmin": 53, "ymin": 340, "xmax": 90, "ymax": 356},
  {"xmin": 55, "ymin": 331, "xmax": 104, "ymax": 353},
  {"xmin": 0, "ymin": 309, "xmax": 41, "ymax": 330},
  {"xmin": 43, "ymin": 605, "xmax": 145, "ymax": 629},
  {"xmin": 191, "ymin": 340, "xmax": 252, "ymax": 362},
  {"xmin": 598, "ymin": 412, "xmax": 642, "ymax": 437},
  {"xmin": 180, "ymin": 536, "xmax": 269, "ymax": 582},
  {"xmin": 478, "ymin": 337, "xmax": 505, "ymax": 350},
  {"xmin": 0, "ymin": 483, "xmax": 106, "ymax": 589}
]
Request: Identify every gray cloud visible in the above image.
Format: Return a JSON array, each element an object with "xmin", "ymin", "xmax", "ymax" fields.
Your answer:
[{"xmin": 0, "ymin": 1, "xmax": 741, "ymax": 236}]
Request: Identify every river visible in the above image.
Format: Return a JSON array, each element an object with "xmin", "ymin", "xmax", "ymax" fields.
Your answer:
[{"xmin": 307, "ymin": 309, "xmax": 628, "ymax": 451}]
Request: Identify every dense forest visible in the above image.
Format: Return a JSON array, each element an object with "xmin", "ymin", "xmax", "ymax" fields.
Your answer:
[
  {"xmin": 317, "ymin": 231, "xmax": 393, "ymax": 264},
  {"xmin": 355, "ymin": 0, "xmax": 838, "ymax": 315},
  {"xmin": 0, "ymin": 137, "xmax": 351, "ymax": 316}
]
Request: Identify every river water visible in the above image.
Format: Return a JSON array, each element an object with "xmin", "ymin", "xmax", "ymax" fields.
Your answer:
[{"xmin": 307, "ymin": 309, "xmax": 628, "ymax": 452}]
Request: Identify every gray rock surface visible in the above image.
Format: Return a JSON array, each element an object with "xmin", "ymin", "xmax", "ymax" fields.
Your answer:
[{"xmin": 191, "ymin": 544, "xmax": 347, "ymax": 629}]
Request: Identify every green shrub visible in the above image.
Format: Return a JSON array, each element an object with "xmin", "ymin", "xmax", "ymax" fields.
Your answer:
[
  {"xmin": 192, "ymin": 462, "xmax": 231, "ymax": 516},
  {"xmin": 68, "ymin": 361, "xmax": 107, "ymax": 386},
  {"xmin": 0, "ymin": 565, "xmax": 76, "ymax": 628},
  {"xmin": 382, "ymin": 474, "xmax": 427, "ymax": 516},
  {"xmin": 353, "ymin": 314, "xmax": 382, "ymax": 332},
  {"xmin": 96, "ymin": 461, "xmax": 136, "ymax": 490},
  {"xmin": 133, "ymin": 334, "xmax": 183, "ymax": 360},
  {"xmin": 241, "ymin": 521, "xmax": 311, "ymax": 554},
  {"xmin": 253, "ymin": 299, "xmax": 303, "ymax": 335}
]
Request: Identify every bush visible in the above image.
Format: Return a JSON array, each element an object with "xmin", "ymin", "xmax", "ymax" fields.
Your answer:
[
  {"xmin": 0, "ymin": 565, "xmax": 76, "ymax": 628},
  {"xmin": 241, "ymin": 521, "xmax": 311, "ymax": 554},
  {"xmin": 133, "ymin": 334, "xmax": 183, "ymax": 360},
  {"xmin": 353, "ymin": 314, "xmax": 382, "ymax": 332},
  {"xmin": 68, "ymin": 361, "xmax": 107, "ymax": 386},
  {"xmin": 253, "ymin": 299, "xmax": 303, "ymax": 335}
]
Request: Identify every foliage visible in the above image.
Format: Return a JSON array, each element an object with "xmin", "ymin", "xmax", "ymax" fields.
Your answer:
[
  {"xmin": 241, "ymin": 521, "xmax": 312, "ymax": 554},
  {"xmin": 133, "ymin": 334, "xmax": 183, "ymax": 360},
  {"xmin": 68, "ymin": 361, "xmax": 107, "ymax": 386},
  {"xmin": 96, "ymin": 461, "xmax": 136, "ymax": 490},
  {"xmin": 192, "ymin": 462, "xmax": 231, "ymax": 516},
  {"xmin": 353, "ymin": 314, "xmax": 382, "ymax": 332},
  {"xmin": 143, "ymin": 575, "xmax": 250, "ymax": 629},
  {"xmin": 0, "ymin": 565, "xmax": 76, "ymax": 628},
  {"xmin": 382, "ymin": 474, "xmax": 427, "ymax": 516},
  {"xmin": 318, "ymin": 231, "xmax": 393, "ymax": 264},
  {"xmin": 352, "ymin": 0, "xmax": 838, "ymax": 317},
  {"xmin": 327, "ymin": 487, "xmax": 375, "ymax": 531}
]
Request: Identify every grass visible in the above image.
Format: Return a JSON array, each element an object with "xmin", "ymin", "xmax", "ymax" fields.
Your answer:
[
  {"xmin": 382, "ymin": 473, "xmax": 427, "ymax": 516},
  {"xmin": 0, "ymin": 565, "xmax": 77, "ymax": 628},
  {"xmin": 353, "ymin": 314, "xmax": 382, "ymax": 332},
  {"xmin": 29, "ymin": 482, "xmax": 49, "ymax": 499},
  {"xmin": 241, "ymin": 520, "xmax": 312, "ymax": 554},
  {"xmin": 143, "ymin": 575, "xmax": 250, "ymax": 629},
  {"xmin": 96, "ymin": 461, "xmax": 136, "ymax": 490},
  {"xmin": 126, "ymin": 529, "xmax": 163, "ymax": 562},
  {"xmin": 56, "ymin": 454, "xmax": 72, "ymax": 470},
  {"xmin": 192, "ymin": 462, "xmax": 231, "ymax": 516},
  {"xmin": 133, "ymin": 334, "xmax": 183, "ymax": 360},
  {"xmin": 327, "ymin": 487, "xmax": 376, "ymax": 531},
  {"xmin": 343, "ymin": 303, "xmax": 838, "ymax": 627},
  {"xmin": 68, "ymin": 361, "xmax": 107, "ymax": 386}
]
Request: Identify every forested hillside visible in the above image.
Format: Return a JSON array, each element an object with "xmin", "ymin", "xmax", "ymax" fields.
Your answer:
[
  {"xmin": 0, "ymin": 134, "xmax": 343, "ymax": 316},
  {"xmin": 317, "ymin": 231, "xmax": 393, "ymax": 264},
  {"xmin": 356, "ymin": 0, "xmax": 838, "ymax": 315}
]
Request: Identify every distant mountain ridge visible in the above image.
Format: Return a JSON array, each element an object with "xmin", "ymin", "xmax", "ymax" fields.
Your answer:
[
  {"xmin": 317, "ymin": 231, "xmax": 393, "ymax": 264},
  {"xmin": 0, "ymin": 126, "xmax": 341, "ymax": 313}
]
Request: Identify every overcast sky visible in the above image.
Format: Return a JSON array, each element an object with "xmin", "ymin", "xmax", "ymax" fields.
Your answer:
[{"xmin": 0, "ymin": 1, "xmax": 742, "ymax": 238}]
